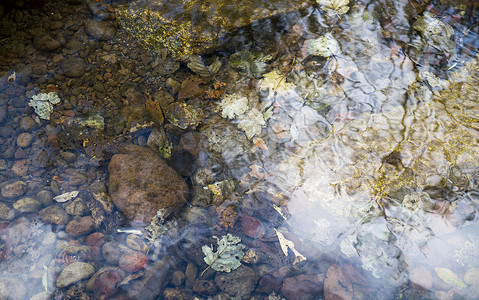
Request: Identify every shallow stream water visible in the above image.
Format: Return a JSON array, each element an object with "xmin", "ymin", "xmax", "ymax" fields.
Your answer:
[{"xmin": 0, "ymin": 0, "xmax": 479, "ymax": 299}]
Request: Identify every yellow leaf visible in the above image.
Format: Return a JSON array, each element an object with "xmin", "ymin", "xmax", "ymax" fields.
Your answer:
[
  {"xmin": 434, "ymin": 267, "xmax": 467, "ymax": 290},
  {"xmin": 253, "ymin": 137, "xmax": 268, "ymax": 150},
  {"xmin": 274, "ymin": 229, "xmax": 306, "ymax": 264}
]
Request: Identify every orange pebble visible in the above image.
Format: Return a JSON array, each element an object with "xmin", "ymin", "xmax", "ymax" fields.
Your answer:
[{"xmin": 119, "ymin": 251, "xmax": 149, "ymax": 273}]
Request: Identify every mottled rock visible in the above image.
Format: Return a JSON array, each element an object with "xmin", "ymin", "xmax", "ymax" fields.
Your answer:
[
  {"xmin": 0, "ymin": 159, "xmax": 6, "ymax": 170},
  {"xmin": 193, "ymin": 280, "xmax": 217, "ymax": 295},
  {"xmin": 102, "ymin": 241, "xmax": 130, "ymax": 265},
  {"xmin": 85, "ymin": 232, "xmax": 106, "ymax": 247},
  {"xmin": 65, "ymin": 216, "xmax": 95, "ymax": 236},
  {"xmin": 87, "ymin": 267, "xmax": 125, "ymax": 299},
  {"xmin": 16, "ymin": 132, "xmax": 33, "ymax": 148},
  {"xmin": 124, "ymin": 257, "xmax": 174, "ymax": 300},
  {"xmin": 119, "ymin": 251, "xmax": 149, "ymax": 273},
  {"xmin": 63, "ymin": 57, "xmax": 85, "ymax": 78},
  {"xmin": 56, "ymin": 262, "xmax": 95, "ymax": 288},
  {"xmin": 20, "ymin": 116, "xmax": 36, "ymax": 131},
  {"xmin": 36, "ymin": 190, "xmax": 53, "ymax": 206},
  {"xmin": 0, "ymin": 203, "xmax": 14, "ymax": 220},
  {"xmin": 214, "ymin": 265, "xmax": 259, "ymax": 297},
  {"xmin": 39, "ymin": 205, "xmax": 70, "ymax": 225},
  {"xmin": 13, "ymin": 197, "xmax": 42, "ymax": 212},
  {"xmin": 171, "ymin": 271, "xmax": 185, "ymax": 287},
  {"xmin": 185, "ymin": 262, "xmax": 198, "ymax": 288},
  {"xmin": 32, "ymin": 29, "xmax": 61, "ymax": 51},
  {"xmin": 60, "ymin": 151, "xmax": 77, "ymax": 163},
  {"xmin": 1, "ymin": 181, "xmax": 26, "ymax": 198},
  {"xmin": 85, "ymin": 20, "xmax": 116, "ymax": 40},
  {"xmin": 11, "ymin": 159, "xmax": 29, "ymax": 176},
  {"xmin": 15, "ymin": 64, "xmax": 32, "ymax": 85},
  {"xmin": 108, "ymin": 144, "xmax": 188, "ymax": 224},
  {"xmin": 67, "ymin": 173, "xmax": 87, "ymax": 186},
  {"xmin": 65, "ymin": 198, "xmax": 86, "ymax": 216},
  {"xmin": 0, "ymin": 277, "xmax": 26, "ymax": 299}
]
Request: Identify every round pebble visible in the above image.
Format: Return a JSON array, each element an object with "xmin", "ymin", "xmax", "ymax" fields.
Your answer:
[
  {"xmin": 1, "ymin": 181, "xmax": 27, "ymax": 198},
  {"xmin": 39, "ymin": 206, "xmax": 70, "ymax": 225},
  {"xmin": 0, "ymin": 202, "xmax": 15, "ymax": 220},
  {"xmin": 84, "ymin": 19, "xmax": 116, "ymax": 41},
  {"xmin": 56, "ymin": 262, "xmax": 95, "ymax": 288},
  {"xmin": 36, "ymin": 190, "xmax": 54, "ymax": 206},
  {"xmin": 65, "ymin": 216, "xmax": 95, "ymax": 236},
  {"xmin": 20, "ymin": 116, "xmax": 36, "ymax": 131},
  {"xmin": 16, "ymin": 132, "xmax": 33, "ymax": 148},
  {"xmin": 13, "ymin": 197, "xmax": 42, "ymax": 213},
  {"xmin": 63, "ymin": 57, "xmax": 85, "ymax": 78}
]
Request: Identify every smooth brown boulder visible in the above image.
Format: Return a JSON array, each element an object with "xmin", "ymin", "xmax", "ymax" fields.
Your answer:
[{"xmin": 108, "ymin": 145, "xmax": 188, "ymax": 224}]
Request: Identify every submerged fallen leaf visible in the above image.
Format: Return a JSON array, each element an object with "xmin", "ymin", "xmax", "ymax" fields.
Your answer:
[
  {"xmin": 274, "ymin": 229, "xmax": 306, "ymax": 264},
  {"xmin": 253, "ymin": 137, "xmax": 268, "ymax": 150},
  {"xmin": 145, "ymin": 95, "xmax": 164, "ymax": 125},
  {"xmin": 238, "ymin": 108, "xmax": 266, "ymax": 139},
  {"xmin": 53, "ymin": 191, "xmax": 79, "ymax": 202},
  {"xmin": 216, "ymin": 205, "xmax": 238, "ymax": 230},
  {"xmin": 178, "ymin": 76, "xmax": 206, "ymax": 100},
  {"xmin": 317, "ymin": 0, "xmax": 349, "ymax": 16},
  {"xmin": 434, "ymin": 267, "xmax": 467, "ymax": 290},
  {"xmin": 248, "ymin": 164, "xmax": 266, "ymax": 180},
  {"xmin": 324, "ymin": 264, "xmax": 353, "ymax": 300}
]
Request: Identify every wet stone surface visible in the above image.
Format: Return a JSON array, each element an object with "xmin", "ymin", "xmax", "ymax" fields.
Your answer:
[
  {"xmin": 0, "ymin": 0, "xmax": 478, "ymax": 298},
  {"xmin": 108, "ymin": 144, "xmax": 189, "ymax": 224}
]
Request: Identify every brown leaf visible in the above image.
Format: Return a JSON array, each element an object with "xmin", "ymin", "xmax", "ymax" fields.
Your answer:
[
  {"xmin": 248, "ymin": 164, "xmax": 266, "ymax": 180},
  {"xmin": 342, "ymin": 263, "xmax": 369, "ymax": 287},
  {"xmin": 324, "ymin": 264, "xmax": 353, "ymax": 300},
  {"xmin": 204, "ymin": 81, "xmax": 227, "ymax": 99},
  {"xmin": 145, "ymin": 95, "xmax": 164, "ymax": 125},
  {"xmin": 253, "ymin": 137, "xmax": 268, "ymax": 150},
  {"xmin": 216, "ymin": 205, "xmax": 237, "ymax": 230},
  {"xmin": 178, "ymin": 76, "xmax": 206, "ymax": 100}
]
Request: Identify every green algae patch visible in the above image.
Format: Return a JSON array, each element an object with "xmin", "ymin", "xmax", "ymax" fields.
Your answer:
[{"xmin": 116, "ymin": 0, "xmax": 312, "ymax": 58}]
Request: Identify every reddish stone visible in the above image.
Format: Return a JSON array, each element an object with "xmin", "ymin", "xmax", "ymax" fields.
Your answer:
[
  {"xmin": 92, "ymin": 269, "xmax": 122, "ymax": 299},
  {"xmin": 64, "ymin": 110, "xmax": 75, "ymax": 118},
  {"xmin": 108, "ymin": 145, "xmax": 188, "ymax": 224},
  {"xmin": 65, "ymin": 216, "xmax": 95, "ymax": 236},
  {"xmin": 241, "ymin": 215, "xmax": 265, "ymax": 238},
  {"xmin": 119, "ymin": 251, "xmax": 149, "ymax": 273},
  {"xmin": 85, "ymin": 232, "xmax": 106, "ymax": 247}
]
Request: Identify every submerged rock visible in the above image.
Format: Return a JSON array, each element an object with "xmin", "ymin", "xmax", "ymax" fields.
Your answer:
[
  {"xmin": 56, "ymin": 262, "xmax": 95, "ymax": 288},
  {"xmin": 1, "ymin": 181, "xmax": 27, "ymax": 198},
  {"xmin": 214, "ymin": 265, "xmax": 259, "ymax": 297},
  {"xmin": 108, "ymin": 144, "xmax": 188, "ymax": 224}
]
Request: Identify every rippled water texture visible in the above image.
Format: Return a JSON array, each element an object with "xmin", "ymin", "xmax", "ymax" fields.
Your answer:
[{"xmin": 1, "ymin": 0, "xmax": 479, "ymax": 299}]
